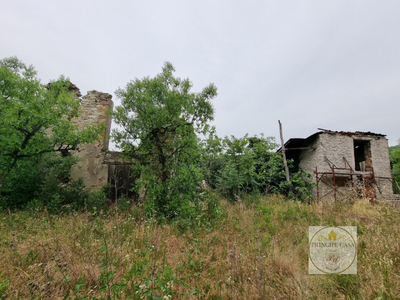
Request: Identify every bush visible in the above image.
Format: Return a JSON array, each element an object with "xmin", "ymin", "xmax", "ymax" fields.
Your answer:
[
  {"xmin": 0, "ymin": 151, "xmax": 111, "ymax": 212},
  {"xmin": 200, "ymin": 133, "xmax": 314, "ymax": 201},
  {"xmin": 0, "ymin": 153, "xmax": 80, "ymax": 208}
]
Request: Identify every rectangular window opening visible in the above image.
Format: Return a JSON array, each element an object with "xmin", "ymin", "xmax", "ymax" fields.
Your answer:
[{"xmin": 354, "ymin": 140, "xmax": 371, "ymax": 171}]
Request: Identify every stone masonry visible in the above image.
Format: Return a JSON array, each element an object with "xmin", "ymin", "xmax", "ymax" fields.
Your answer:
[
  {"xmin": 70, "ymin": 87, "xmax": 114, "ymax": 188},
  {"xmin": 281, "ymin": 130, "xmax": 394, "ymax": 201}
]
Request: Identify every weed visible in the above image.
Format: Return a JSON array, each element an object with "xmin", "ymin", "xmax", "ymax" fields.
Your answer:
[
  {"xmin": 0, "ymin": 273, "xmax": 10, "ymax": 300},
  {"xmin": 0, "ymin": 195, "xmax": 399, "ymax": 299}
]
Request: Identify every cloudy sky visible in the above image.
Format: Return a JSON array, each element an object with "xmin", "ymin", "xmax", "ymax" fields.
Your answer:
[{"xmin": 2, "ymin": 0, "xmax": 400, "ymax": 148}]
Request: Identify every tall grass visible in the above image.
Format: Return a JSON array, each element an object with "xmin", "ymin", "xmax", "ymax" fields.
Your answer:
[{"xmin": 0, "ymin": 195, "xmax": 399, "ymax": 299}]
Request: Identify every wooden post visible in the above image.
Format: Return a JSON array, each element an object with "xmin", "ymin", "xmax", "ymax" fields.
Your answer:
[
  {"xmin": 392, "ymin": 175, "xmax": 400, "ymax": 194},
  {"xmin": 315, "ymin": 167, "xmax": 319, "ymax": 201},
  {"xmin": 332, "ymin": 164, "xmax": 337, "ymax": 202},
  {"xmin": 278, "ymin": 120, "xmax": 292, "ymax": 192}
]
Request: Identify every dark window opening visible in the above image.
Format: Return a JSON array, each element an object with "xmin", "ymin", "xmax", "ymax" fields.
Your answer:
[
  {"xmin": 354, "ymin": 140, "xmax": 371, "ymax": 171},
  {"xmin": 60, "ymin": 149, "xmax": 71, "ymax": 157},
  {"xmin": 108, "ymin": 164, "xmax": 138, "ymax": 202}
]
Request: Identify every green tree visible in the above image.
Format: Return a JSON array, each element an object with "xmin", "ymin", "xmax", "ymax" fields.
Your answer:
[
  {"xmin": 219, "ymin": 134, "xmax": 255, "ymax": 200},
  {"xmin": 199, "ymin": 126, "xmax": 224, "ymax": 189},
  {"xmin": 0, "ymin": 57, "xmax": 103, "ymax": 197},
  {"xmin": 214, "ymin": 134, "xmax": 277, "ymax": 200},
  {"xmin": 200, "ymin": 133, "xmax": 314, "ymax": 201},
  {"xmin": 257, "ymin": 152, "xmax": 313, "ymax": 200},
  {"xmin": 112, "ymin": 62, "xmax": 217, "ymax": 218},
  {"xmin": 0, "ymin": 152, "xmax": 89, "ymax": 209}
]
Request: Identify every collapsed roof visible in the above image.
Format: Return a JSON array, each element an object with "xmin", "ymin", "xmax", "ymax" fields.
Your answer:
[{"xmin": 278, "ymin": 128, "xmax": 386, "ymax": 153}]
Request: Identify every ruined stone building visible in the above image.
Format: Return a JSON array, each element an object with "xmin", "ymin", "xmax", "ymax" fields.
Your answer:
[
  {"xmin": 68, "ymin": 85, "xmax": 135, "ymax": 200},
  {"xmin": 282, "ymin": 129, "xmax": 396, "ymax": 201},
  {"xmin": 66, "ymin": 86, "xmax": 397, "ymax": 203}
]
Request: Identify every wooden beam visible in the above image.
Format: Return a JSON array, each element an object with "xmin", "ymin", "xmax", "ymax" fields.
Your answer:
[
  {"xmin": 285, "ymin": 147, "xmax": 316, "ymax": 151},
  {"xmin": 278, "ymin": 120, "xmax": 291, "ymax": 191},
  {"xmin": 103, "ymin": 162, "xmax": 135, "ymax": 165},
  {"xmin": 392, "ymin": 175, "xmax": 400, "ymax": 193}
]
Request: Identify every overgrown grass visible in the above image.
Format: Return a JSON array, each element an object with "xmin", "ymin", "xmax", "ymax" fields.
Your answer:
[{"xmin": 0, "ymin": 195, "xmax": 399, "ymax": 299}]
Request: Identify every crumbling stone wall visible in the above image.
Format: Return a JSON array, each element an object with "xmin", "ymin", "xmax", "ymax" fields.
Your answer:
[
  {"xmin": 70, "ymin": 88, "xmax": 114, "ymax": 188},
  {"xmin": 298, "ymin": 132, "xmax": 393, "ymax": 200},
  {"xmin": 370, "ymin": 137, "xmax": 393, "ymax": 197}
]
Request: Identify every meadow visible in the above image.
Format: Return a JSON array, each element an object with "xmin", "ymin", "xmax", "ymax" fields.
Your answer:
[{"xmin": 0, "ymin": 195, "xmax": 399, "ymax": 299}]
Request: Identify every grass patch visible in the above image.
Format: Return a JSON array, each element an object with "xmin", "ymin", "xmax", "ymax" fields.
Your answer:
[{"xmin": 0, "ymin": 195, "xmax": 399, "ymax": 299}]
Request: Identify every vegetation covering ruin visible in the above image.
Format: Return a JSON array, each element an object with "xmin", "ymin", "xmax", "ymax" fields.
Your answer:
[{"xmin": 1, "ymin": 57, "xmax": 400, "ymax": 299}]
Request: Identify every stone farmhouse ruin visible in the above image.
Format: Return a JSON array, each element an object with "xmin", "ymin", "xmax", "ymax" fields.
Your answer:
[
  {"xmin": 67, "ymin": 85, "xmax": 397, "ymax": 202},
  {"xmin": 282, "ymin": 129, "xmax": 397, "ymax": 202}
]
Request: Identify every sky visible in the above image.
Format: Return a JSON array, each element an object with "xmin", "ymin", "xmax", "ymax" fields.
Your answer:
[{"xmin": 1, "ymin": 0, "xmax": 400, "ymax": 148}]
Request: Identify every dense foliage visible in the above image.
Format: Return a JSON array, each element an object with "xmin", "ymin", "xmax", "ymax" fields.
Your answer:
[
  {"xmin": 0, "ymin": 57, "xmax": 104, "ymax": 208},
  {"xmin": 112, "ymin": 62, "xmax": 218, "ymax": 218},
  {"xmin": 200, "ymin": 132, "xmax": 314, "ymax": 201},
  {"xmin": 1, "ymin": 57, "xmax": 314, "ymax": 212}
]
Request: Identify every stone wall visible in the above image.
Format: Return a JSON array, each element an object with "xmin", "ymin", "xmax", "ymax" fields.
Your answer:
[
  {"xmin": 298, "ymin": 132, "xmax": 393, "ymax": 200},
  {"xmin": 370, "ymin": 137, "xmax": 393, "ymax": 197},
  {"xmin": 70, "ymin": 88, "xmax": 114, "ymax": 188}
]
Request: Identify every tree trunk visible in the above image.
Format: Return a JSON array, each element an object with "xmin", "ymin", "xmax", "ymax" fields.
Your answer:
[
  {"xmin": 0, "ymin": 158, "xmax": 18, "ymax": 196},
  {"xmin": 0, "ymin": 172, "xmax": 7, "ymax": 196},
  {"xmin": 237, "ymin": 172, "xmax": 240, "ymax": 201}
]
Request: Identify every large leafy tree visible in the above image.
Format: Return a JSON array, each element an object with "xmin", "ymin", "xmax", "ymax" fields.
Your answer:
[
  {"xmin": 0, "ymin": 57, "xmax": 103, "ymax": 196},
  {"xmin": 112, "ymin": 62, "xmax": 217, "ymax": 217}
]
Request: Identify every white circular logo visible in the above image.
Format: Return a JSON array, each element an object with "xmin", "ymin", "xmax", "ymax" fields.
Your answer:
[{"xmin": 309, "ymin": 227, "xmax": 357, "ymax": 274}]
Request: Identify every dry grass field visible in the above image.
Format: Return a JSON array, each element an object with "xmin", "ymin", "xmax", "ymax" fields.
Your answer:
[{"xmin": 0, "ymin": 195, "xmax": 399, "ymax": 299}]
